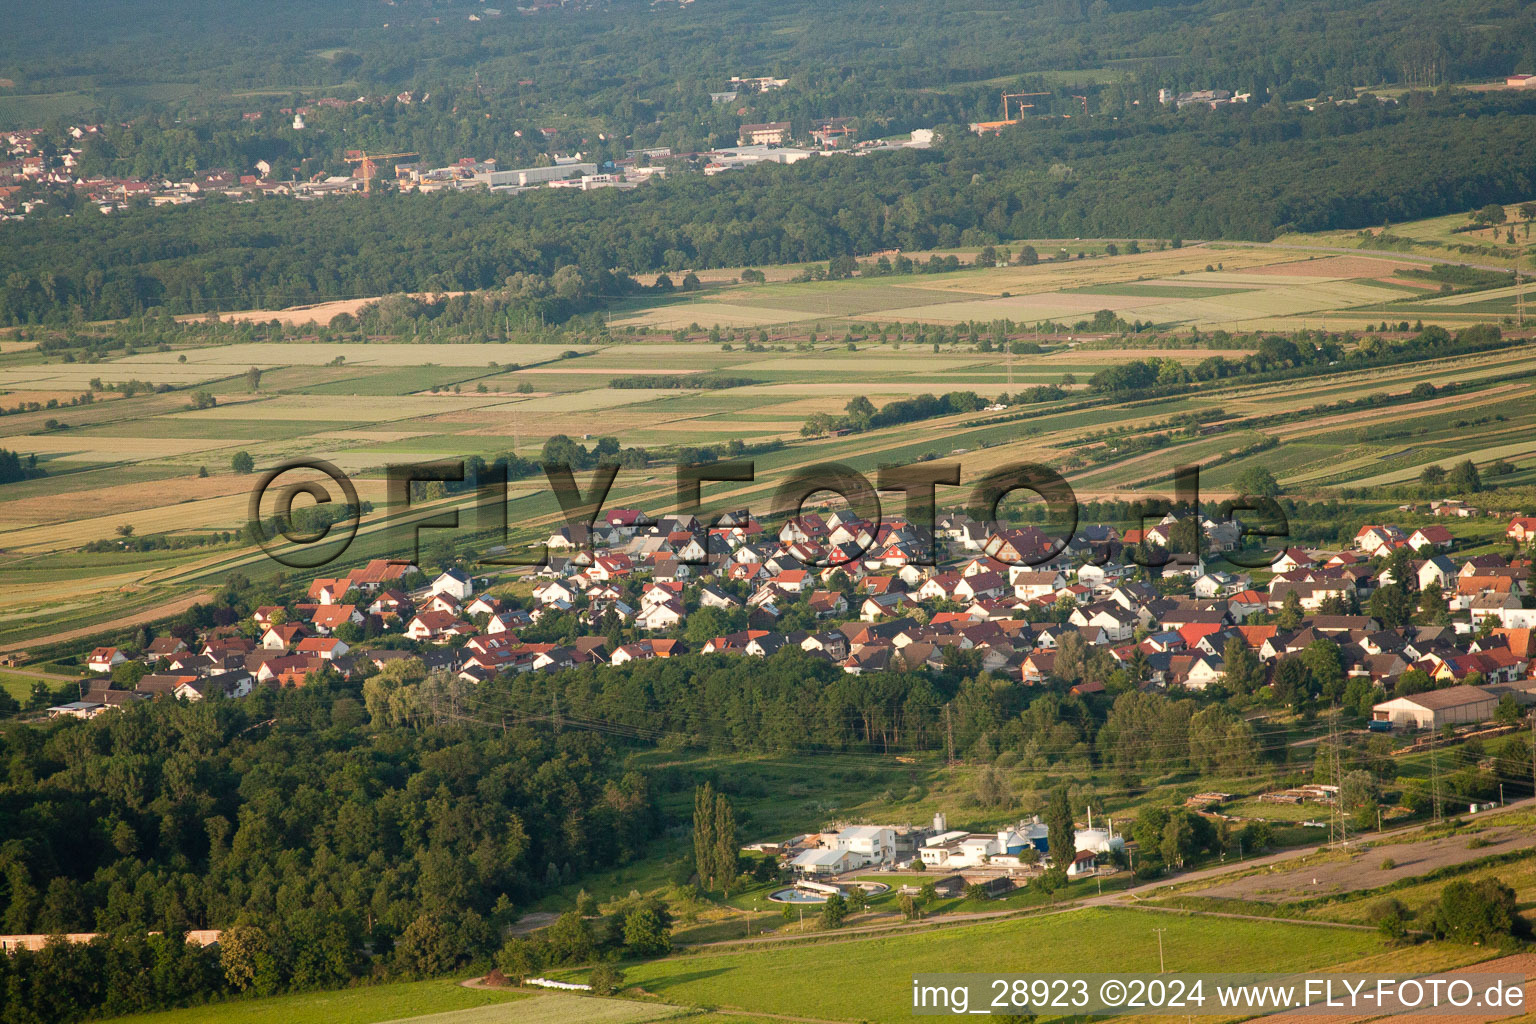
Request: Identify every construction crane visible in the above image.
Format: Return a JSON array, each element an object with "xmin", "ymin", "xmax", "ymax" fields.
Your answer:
[
  {"xmin": 1001, "ymin": 91, "xmax": 1049, "ymax": 121},
  {"xmin": 343, "ymin": 150, "xmax": 418, "ymax": 194},
  {"xmin": 1070, "ymin": 94, "xmax": 1088, "ymax": 117}
]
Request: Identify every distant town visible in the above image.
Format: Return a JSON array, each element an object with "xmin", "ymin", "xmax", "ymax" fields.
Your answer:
[{"xmin": 0, "ymin": 105, "xmax": 933, "ymax": 221}]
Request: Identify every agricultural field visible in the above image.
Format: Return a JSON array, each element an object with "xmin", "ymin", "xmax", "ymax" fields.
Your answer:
[
  {"xmin": 551, "ymin": 908, "xmax": 1383, "ymax": 1021},
  {"xmin": 91, "ymin": 978, "xmax": 752, "ymax": 1024},
  {"xmin": 1, "ymin": 213, "xmax": 1533, "ymax": 652},
  {"xmin": 92, "ymin": 982, "xmax": 715, "ymax": 1024},
  {"xmin": 94, "ymin": 981, "xmax": 529, "ymax": 1024},
  {"xmin": 1275, "ymin": 197, "xmax": 1536, "ymax": 270},
  {"xmin": 607, "ymin": 240, "xmax": 1528, "ymax": 333}
]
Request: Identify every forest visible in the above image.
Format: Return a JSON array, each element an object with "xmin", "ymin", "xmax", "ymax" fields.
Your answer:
[
  {"xmin": 4, "ymin": 0, "xmax": 1535, "ymax": 156},
  {"xmin": 4, "ymin": 91, "xmax": 1536, "ymax": 324},
  {"xmin": 0, "ymin": 672, "xmax": 661, "ymax": 1022}
]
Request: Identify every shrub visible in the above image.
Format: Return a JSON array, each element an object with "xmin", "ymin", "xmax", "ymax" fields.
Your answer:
[
  {"xmin": 1426, "ymin": 879, "xmax": 1528, "ymax": 946},
  {"xmin": 588, "ymin": 962, "xmax": 624, "ymax": 996}
]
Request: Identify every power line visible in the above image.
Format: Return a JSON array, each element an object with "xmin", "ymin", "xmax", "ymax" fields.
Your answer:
[{"xmin": 1429, "ymin": 728, "xmax": 1443, "ymax": 825}]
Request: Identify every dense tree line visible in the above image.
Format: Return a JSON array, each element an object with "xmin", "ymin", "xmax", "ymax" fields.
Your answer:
[
  {"xmin": 0, "ymin": 679, "xmax": 662, "ymax": 1021},
  {"xmin": 6, "ymin": 92, "xmax": 1536, "ymax": 324},
  {"xmin": 472, "ymin": 648, "xmax": 1269, "ymax": 775},
  {"xmin": 802, "ymin": 391, "xmax": 988, "ymax": 436},
  {"xmin": 609, "ymin": 375, "xmax": 757, "ymax": 390}
]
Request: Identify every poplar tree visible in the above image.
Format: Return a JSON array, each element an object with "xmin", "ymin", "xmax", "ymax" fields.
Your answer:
[
  {"xmin": 1044, "ymin": 786, "xmax": 1075, "ymax": 872},
  {"xmin": 713, "ymin": 791, "xmax": 737, "ymax": 893},
  {"xmin": 692, "ymin": 783, "xmax": 717, "ymax": 889}
]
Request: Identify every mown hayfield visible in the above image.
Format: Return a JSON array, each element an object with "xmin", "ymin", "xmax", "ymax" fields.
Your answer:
[
  {"xmin": 91, "ymin": 980, "xmax": 531, "ymax": 1024},
  {"xmin": 575, "ymin": 343, "xmax": 763, "ymax": 364},
  {"xmin": 615, "ymin": 301, "xmax": 814, "ymax": 328},
  {"xmin": 0, "ymin": 388, "xmax": 115, "ymax": 408},
  {"xmin": 0, "ymin": 471, "xmax": 253, "ymax": 528},
  {"xmin": 1241, "ymin": 253, "xmax": 1425, "ymax": 279},
  {"xmin": 1275, "ymin": 201, "xmax": 1534, "ymax": 264},
  {"xmin": 100, "ymin": 989, "xmax": 702, "ymax": 1024},
  {"xmin": 0, "ymin": 463, "xmax": 184, "ymax": 502},
  {"xmin": 295, "ymin": 366, "xmax": 502, "ymax": 395},
  {"xmin": 483, "ymin": 389, "xmax": 691, "ymax": 412},
  {"xmin": 1132, "ymin": 280, "xmax": 1407, "ymax": 327},
  {"xmin": 1070, "ymin": 282, "xmax": 1258, "ymax": 298},
  {"xmin": 720, "ymin": 281, "xmax": 974, "ymax": 314},
  {"xmin": 74, "ymin": 417, "xmax": 330, "ymax": 441},
  {"xmin": 596, "ymin": 241, "xmax": 1499, "ymax": 331},
  {"xmin": 1039, "ymin": 347, "xmax": 1238, "ymax": 365},
  {"xmin": 173, "ymin": 394, "xmax": 505, "ymax": 422},
  {"xmin": 0, "ymin": 493, "xmax": 265, "ymax": 553},
  {"xmin": 4, "ymin": 433, "xmax": 249, "ymax": 461},
  {"xmin": 874, "ymin": 294, "xmax": 1137, "ymax": 324},
  {"xmin": 0, "ymin": 473, "xmax": 398, "ymax": 555},
  {"xmin": 722, "ymin": 381, "xmax": 990, "ymax": 402},
  {"xmin": 556, "ymin": 908, "xmax": 1379, "ymax": 1022},
  {"xmin": 1264, "ymin": 350, "xmax": 1536, "ymax": 404},
  {"xmin": 1405, "ymin": 281, "xmax": 1533, "ymax": 307},
  {"xmin": 0, "ymin": 364, "xmax": 233, "ymax": 389},
  {"xmin": 919, "ymin": 243, "xmax": 1295, "ymax": 294}
]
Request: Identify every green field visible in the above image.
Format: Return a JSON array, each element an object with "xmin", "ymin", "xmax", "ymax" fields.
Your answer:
[
  {"xmin": 555, "ymin": 909, "xmax": 1381, "ymax": 1022},
  {"xmin": 609, "ymin": 243, "xmax": 1472, "ymax": 332},
  {"xmin": 95, "ymin": 980, "xmax": 529, "ymax": 1024},
  {"xmin": 0, "ymin": 671, "xmax": 41, "ymax": 702},
  {"xmin": 94, "ymin": 981, "xmax": 741, "ymax": 1024},
  {"xmin": 1276, "ymin": 200, "xmax": 1535, "ymax": 268},
  {"xmin": 0, "ymin": 89, "xmax": 98, "ymax": 123}
]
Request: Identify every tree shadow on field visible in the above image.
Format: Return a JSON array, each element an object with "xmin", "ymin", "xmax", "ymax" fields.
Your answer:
[{"xmin": 633, "ymin": 965, "xmax": 733, "ymax": 992}]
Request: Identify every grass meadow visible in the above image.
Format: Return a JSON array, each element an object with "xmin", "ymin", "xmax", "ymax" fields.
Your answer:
[
  {"xmin": 93, "ymin": 980, "xmax": 529, "ymax": 1024},
  {"xmin": 552, "ymin": 908, "xmax": 1381, "ymax": 1021}
]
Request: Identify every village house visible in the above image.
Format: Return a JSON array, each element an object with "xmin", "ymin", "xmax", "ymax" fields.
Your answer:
[{"xmin": 86, "ymin": 647, "xmax": 127, "ymax": 673}]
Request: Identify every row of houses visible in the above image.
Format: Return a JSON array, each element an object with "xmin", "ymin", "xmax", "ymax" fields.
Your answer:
[{"xmin": 56, "ymin": 507, "xmax": 1536, "ymax": 724}]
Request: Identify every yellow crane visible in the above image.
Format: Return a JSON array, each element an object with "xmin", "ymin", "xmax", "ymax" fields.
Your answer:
[
  {"xmin": 343, "ymin": 150, "xmax": 418, "ymax": 194},
  {"xmin": 1001, "ymin": 91, "xmax": 1049, "ymax": 121}
]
